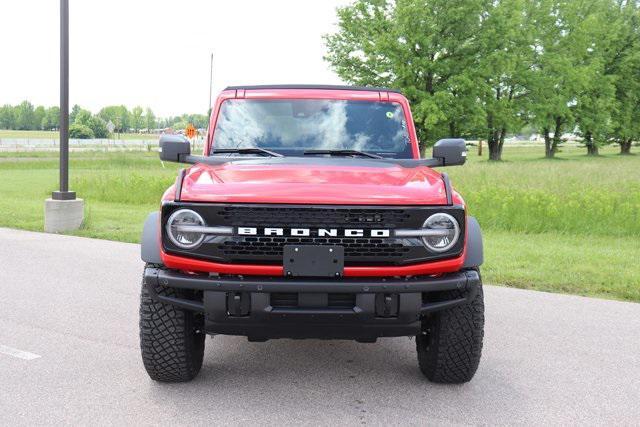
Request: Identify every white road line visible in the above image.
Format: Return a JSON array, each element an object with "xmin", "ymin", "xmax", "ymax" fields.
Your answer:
[{"xmin": 0, "ymin": 344, "xmax": 41, "ymax": 360}]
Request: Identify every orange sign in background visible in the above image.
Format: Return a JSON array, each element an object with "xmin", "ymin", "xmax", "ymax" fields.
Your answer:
[{"xmin": 185, "ymin": 124, "xmax": 197, "ymax": 139}]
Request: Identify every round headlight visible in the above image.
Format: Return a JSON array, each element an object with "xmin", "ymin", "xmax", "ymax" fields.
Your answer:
[
  {"xmin": 422, "ymin": 213, "xmax": 460, "ymax": 252},
  {"xmin": 166, "ymin": 209, "xmax": 205, "ymax": 249}
]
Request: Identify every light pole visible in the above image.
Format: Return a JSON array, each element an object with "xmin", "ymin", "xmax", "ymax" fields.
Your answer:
[
  {"xmin": 45, "ymin": 0, "xmax": 84, "ymax": 232},
  {"xmin": 53, "ymin": 0, "xmax": 72, "ymax": 201}
]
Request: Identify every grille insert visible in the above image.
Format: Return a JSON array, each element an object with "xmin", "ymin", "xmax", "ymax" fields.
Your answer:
[
  {"xmin": 217, "ymin": 206, "xmax": 411, "ymax": 228},
  {"xmin": 270, "ymin": 293, "xmax": 298, "ymax": 308},
  {"xmin": 221, "ymin": 236, "xmax": 410, "ymax": 259},
  {"xmin": 270, "ymin": 293, "xmax": 356, "ymax": 309},
  {"xmin": 328, "ymin": 293, "xmax": 356, "ymax": 308}
]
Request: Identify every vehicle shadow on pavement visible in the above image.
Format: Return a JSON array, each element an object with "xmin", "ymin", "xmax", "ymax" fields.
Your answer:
[
  {"xmin": 141, "ymin": 335, "xmax": 527, "ymax": 424},
  {"xmin": 202, "ymin": 336, "xmax": 421, "ymax": 381}
]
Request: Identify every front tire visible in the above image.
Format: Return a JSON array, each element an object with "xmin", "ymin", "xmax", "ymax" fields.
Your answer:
[
  {"xmin": 139, "ymin": 268, "xmax": 205, "ymax": 382},
  {"xmin": 416, "ymin": 270, "xmax": 484, "ymax": 383}
]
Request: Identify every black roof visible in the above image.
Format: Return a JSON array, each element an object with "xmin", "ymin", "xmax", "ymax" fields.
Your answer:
[{"xmin": 224, "ymin": 84, "xmax": 402, "ymax": 94}]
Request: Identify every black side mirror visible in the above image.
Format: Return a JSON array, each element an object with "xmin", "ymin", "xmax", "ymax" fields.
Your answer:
[
  {"xmin": 159, "ymin": 134, "xmax": 191, "ymax": 162},
  {"xmin": 432, "ymin": 138, "xmax": 467, "ymax": 166}
]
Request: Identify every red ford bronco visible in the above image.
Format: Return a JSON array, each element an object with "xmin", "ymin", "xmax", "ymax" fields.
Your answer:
[{"xmin": 140, "ymin": 85, "xmax": 484, "ymax": 383}]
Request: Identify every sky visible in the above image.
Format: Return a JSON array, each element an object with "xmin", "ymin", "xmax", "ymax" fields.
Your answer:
[{"xmin": 0, "ymin": 0, "xmax": 351, "ymax": 117}]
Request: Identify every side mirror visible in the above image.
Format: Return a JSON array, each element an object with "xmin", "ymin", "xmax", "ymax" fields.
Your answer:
[
  {"xmin": 159, "ymin": 134, "xmax": 191, "ymax": 162},
  {"xmin": 432, "ymin": 138, "xmax": 467, "ymax": 166}
]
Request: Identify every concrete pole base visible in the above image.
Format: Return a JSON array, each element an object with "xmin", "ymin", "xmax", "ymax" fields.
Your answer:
[{"xmin": 44, "ymin": 198, "xmax": 84, "ymax": 233}]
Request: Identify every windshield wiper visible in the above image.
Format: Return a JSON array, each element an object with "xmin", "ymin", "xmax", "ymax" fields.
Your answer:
[
  {"xmin": 210, "ymin": 148, "xmax": 283, "ymax": 157},
  {"xmin": 303, "ymin": 149, "xmax": 383, "ymax": 159}
]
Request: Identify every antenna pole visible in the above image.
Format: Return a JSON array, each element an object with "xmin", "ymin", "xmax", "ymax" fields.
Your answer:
[{"xmin": 208, "ymin": 53, "xmax": 214, "ymax": 113}]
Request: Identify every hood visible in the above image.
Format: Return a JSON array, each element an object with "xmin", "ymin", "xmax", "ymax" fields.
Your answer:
[{"xmin": 178, "ymin": 158, "xmax": 448, "ymax": 205}]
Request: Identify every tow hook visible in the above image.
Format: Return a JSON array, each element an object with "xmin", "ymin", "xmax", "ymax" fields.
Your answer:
[
  {"xmin": 227, "ymin": 292, "xmax": 251, "ymax": 317},
  {"xmin": 375, "ymin": 293, "xmax": 399, "ymax": 318}
]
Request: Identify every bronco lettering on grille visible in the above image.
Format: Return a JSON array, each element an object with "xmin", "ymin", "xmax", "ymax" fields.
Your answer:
[{"xmin": 237, "ymin": 227, "xmax": 390, "ymax": 238}]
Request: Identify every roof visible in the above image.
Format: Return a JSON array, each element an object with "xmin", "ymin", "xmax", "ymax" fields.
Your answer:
[{"xmin": 224, "ymin": 84, "xmax": 403, "ymax": 94}]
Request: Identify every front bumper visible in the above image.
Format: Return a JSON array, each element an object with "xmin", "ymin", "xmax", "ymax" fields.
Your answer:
[{"xmin": 143, "ymin": 267, "xmax": 480, "ymax": 342}]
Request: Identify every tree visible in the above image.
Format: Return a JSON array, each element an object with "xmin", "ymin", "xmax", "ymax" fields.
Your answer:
[
  {"xmin": 183, "ymin": 114, "xmax": 209, "ymax": 129},
  {"xmin": 0, "ymin": 104, "xmax": 16, "ymax": 129},
  {"xmin": 74, "ymin": 109, "xmax": 109, "ymax": 138},
  {"xmin": 69, "ymin": 123, "xmax": 94, "ymax": 139},
  {"xmin": 34, "ymin": 106, "xmax": 46, "ymax": 130},
  {"xmin": 74, "ymin": 109, "xmax": 93, "ymax": 126},
  {"xmin": 324, "ymin": 0, "xmax": 486, "ymax": 150},
  {"xmin": 131, "ymin": 106, "xmax": 144, "ymax": 132},
  {"xmin": 171, "ymin": 120, "xmax": 189, "ymax": 131},
  {"xmin": 42, "ymin": 106, "xmax": 60, "ymax": 130},
  {"xmin": 144, "ymin": 107, "xmax": 156, "ymax": 131},
  {"xmin": 475, "ymin": 0, "xmax": 534, "ymax": 161},
  {"xmin": 604, "ymin": 0, "xmax": 640, "ymax": 155},
  {"xmin": 575, "ymin": 71, "xmax": 616, "ymax": 155},
  {"xmin": 70, "ymin": 104, "xmax": 82, "ymax": 124},
  {"xmin": 324, "ymin": 0, "xmax": 640, "ymax": 160},
  {"xmin": 528, "ymin": 0, "xmax": 595, "ymax": 158},
  {"xmin": 15, "ymin": 101, "xmax": 36, "ymax": 130},
  {"xmin": 573, "ymin": 0, "xmax": 619, "ymax": 156},
  {"xmin": 88, "ymin": 116, "xmax": 109, "ymax": 138},
  {"xmin": 98, "ymin": 105, "xmax": 130, "ymax": 132}
]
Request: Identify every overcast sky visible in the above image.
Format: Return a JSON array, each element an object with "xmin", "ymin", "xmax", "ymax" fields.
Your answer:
[{"xmin": 0, "ymin": 0, "xmax": 351, "ymax": 117}]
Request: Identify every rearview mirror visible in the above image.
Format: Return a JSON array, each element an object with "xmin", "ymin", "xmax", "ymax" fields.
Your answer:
[
  {"xmin": 432, "ymin": 139, "xmax": 467, "ymax": 166},
  {"xmin": 159, "ymin": 134, "xmax": 191, "ymax": 162}
]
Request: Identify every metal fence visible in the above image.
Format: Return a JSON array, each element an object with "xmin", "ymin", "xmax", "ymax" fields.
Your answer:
[{"xmin": 0, "ymin": 138, "xmax": 206, "ymax": 152}]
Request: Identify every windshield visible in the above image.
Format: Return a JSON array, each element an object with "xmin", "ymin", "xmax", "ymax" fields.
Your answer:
[{"xmin": 211, "ymin": 99, "xmax": 413, "ymax": 158}]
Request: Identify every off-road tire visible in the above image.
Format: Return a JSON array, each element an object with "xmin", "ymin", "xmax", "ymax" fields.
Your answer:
[
  {"xmin": 416, "ymin": 270, "xmax": 484, "ymax": 383},
  {"xmin": 139, "ymin": 266, "xmax": 205, "ymax": 382}
]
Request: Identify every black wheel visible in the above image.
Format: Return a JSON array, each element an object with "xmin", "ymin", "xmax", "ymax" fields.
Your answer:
[
  {"xmin": 416, "ymin": 270, "xmax": 484, "ymax": 383},
  {"xmin": 139, "ymin": 266, "xmax": 205, "ymax": 382}
]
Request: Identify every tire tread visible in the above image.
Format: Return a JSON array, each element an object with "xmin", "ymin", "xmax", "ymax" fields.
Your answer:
[
  {"xmin": 417, "ymin": 274, "xmax": 484, "ymax": 383},
  {"xmin": 139, "ymin": 267, "xmax": 205, "ymax": 382}
]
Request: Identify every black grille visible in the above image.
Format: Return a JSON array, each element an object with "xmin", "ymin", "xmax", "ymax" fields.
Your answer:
[
  {"xmin": 328, "ymin": 293, "xmax": 356, "ymax": 308},
  {"xmin": 270, "ymin": 293, "xmax": 356, "ymax": 309},
  {"xmin": 216, "ymin": 206, "xmax": 411, "ymax": 228},
  {"xmin": 270, "ymin": 293, "xmax": 298, "ymax": 308},
  {"xmin": 221, "ymin": 236, "xmax": 410, "ymax": 259},
  {"xmin": 215, "ymin": 206, "xmax": 413, "ymax": 262},
  {"xmin": 161, "ymin": 203, "xmax": 466, "ymax": 266}
]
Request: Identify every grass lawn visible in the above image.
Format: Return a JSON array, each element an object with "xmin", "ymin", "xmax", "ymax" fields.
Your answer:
[
  {"xmin": 0, "ymin": 129, "xmax": 158, "ymax": 140},
  {"xmin": 0, "ymin": 145, "xmax": 638, "ymax": 302}
]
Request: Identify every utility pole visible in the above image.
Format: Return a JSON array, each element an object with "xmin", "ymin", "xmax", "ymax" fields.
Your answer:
[
  {"xmin": 45, "ymin": 0, "xmax": 84, "ymax": 232},
  {"xmin": 208, "ymin": 53, "xmax": 213, "ymax": 114}
]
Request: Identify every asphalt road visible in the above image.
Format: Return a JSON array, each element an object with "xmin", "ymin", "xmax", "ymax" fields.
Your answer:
[{"xmin": 0, "ymin": 228, "xmax": 638, "ymax": 425}]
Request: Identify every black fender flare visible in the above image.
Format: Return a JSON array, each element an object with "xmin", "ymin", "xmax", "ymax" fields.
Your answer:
[
  {"xmin": 141, "ymin": 212, "xmax": 162, "ymax": 264},
  {"xmin": 463, "ymin": 216, "xmax": 484, "ymax": 268}
]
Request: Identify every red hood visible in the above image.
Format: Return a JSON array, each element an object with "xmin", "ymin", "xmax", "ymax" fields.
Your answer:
[{"xmin": 178, "ymin": 160, "xmax": 448, "ymax": 205}]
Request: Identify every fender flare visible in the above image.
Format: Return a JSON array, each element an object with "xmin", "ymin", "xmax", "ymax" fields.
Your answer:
[
  {"xmin": 463, "ymin": 216, "xmax": 484, "ymax": 268},
  {"xmin": 141, "ymin": 212, "xmax": 162, "ymax": 265}
]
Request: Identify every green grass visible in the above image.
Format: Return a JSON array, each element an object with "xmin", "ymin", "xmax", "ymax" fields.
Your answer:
[
  {"xmin": 0, "ymin": 145, "xmax": 638, "ymax": 302},
  {"xmin": 0, "ymin": 129, "xmax": 158, "ymax": 140},
  {"xmin": 484, "ymin": 230, "xmax": 640, "ymax": 301},
  {"xmin": 0, "ymin": 151, "xmax": 179, "ymax": 242},
  {"xmin": 448, "ymin": 146, "xmax": 640, "ymax": 237}
]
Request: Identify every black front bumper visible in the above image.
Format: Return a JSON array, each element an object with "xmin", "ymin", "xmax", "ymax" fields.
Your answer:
[{"xmin": 143, "ymin": 267, "xmax": 480, "ymax": 342}]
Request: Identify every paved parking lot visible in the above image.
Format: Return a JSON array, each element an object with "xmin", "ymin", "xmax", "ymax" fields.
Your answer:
[{"xmin": 0, "ymin": 228, "xmax": 638, "ymax": 425}]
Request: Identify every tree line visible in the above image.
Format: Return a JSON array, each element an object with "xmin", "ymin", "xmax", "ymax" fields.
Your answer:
[
  {"xmin": 325, "ymin": 0, "xmax": 640, "ymax": 159},
  {"xmin": 0, "ymin": 101, "xmax": 209, "ymax": 139}
]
